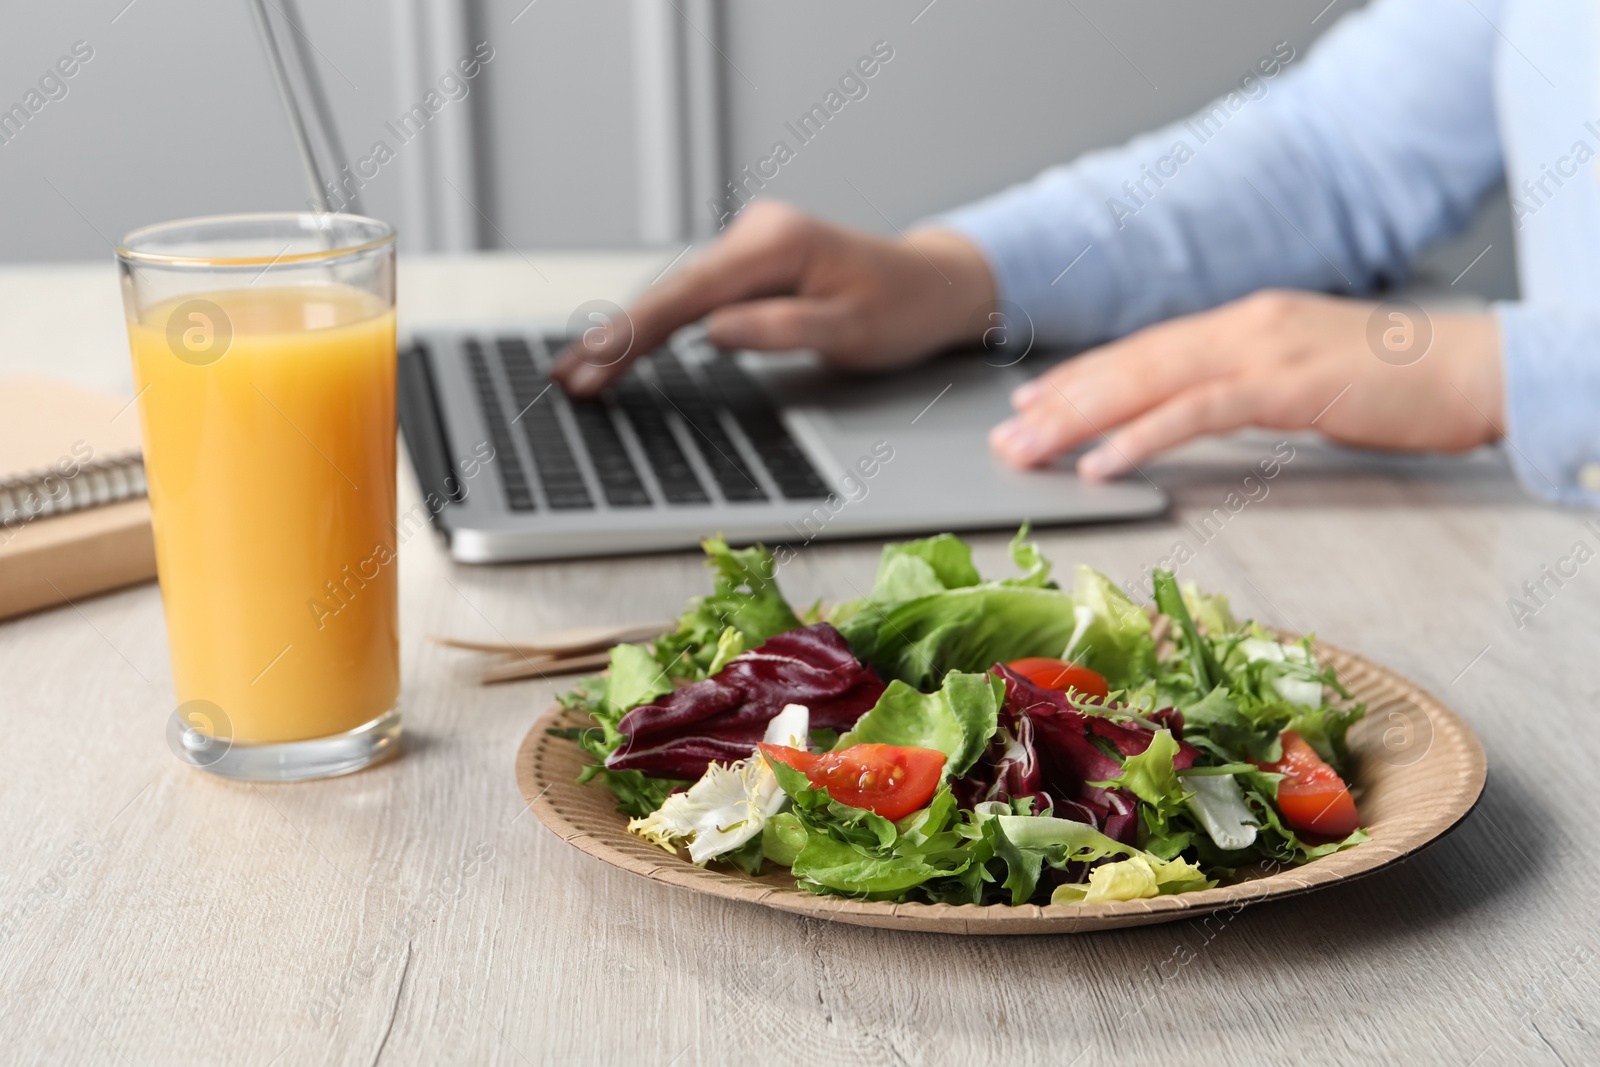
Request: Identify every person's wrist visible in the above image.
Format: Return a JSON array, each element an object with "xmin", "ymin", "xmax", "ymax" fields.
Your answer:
[
  {"xmin": 904, "ymin": 227, "xmax": 997, "ymax": 346},
  {"xmin": 1439, "ymin": 311, "xmax": 1505, "ymax": 441}
]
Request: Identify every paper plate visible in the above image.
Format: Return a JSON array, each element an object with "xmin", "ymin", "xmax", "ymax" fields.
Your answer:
[{"xmin": 515, "ymin": 640, "xmax": 1486, "ymax": 934}]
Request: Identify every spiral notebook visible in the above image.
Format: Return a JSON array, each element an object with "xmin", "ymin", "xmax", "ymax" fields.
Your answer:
[{"xmin": 0, "ymin": 377, "xmax": 157, "ymax": 620}]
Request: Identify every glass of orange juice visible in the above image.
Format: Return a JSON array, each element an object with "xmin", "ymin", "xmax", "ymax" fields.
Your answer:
[{"xmin": 117, "ymin": 213, "xmax": 401, "ymax": 781}]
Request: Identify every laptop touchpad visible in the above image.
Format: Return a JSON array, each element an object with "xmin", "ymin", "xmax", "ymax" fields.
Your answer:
[{"xmin": 750, "ymin": 349, "xmax": 1035, "ymax": 435}]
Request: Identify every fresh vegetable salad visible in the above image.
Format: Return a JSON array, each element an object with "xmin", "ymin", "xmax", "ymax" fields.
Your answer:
[{"xmin": 552, "ymin": 530, "xmax": 1366, "ymax": 907}]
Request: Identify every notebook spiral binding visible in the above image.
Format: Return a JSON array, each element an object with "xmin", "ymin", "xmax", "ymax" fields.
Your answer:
[{"xmin": 0, "ymin": 450, "xmax": 147, "ymax": 529}]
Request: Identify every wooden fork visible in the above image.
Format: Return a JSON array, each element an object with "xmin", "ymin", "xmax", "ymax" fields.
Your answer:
[
  {"xmin": 430, "ymin": 620, "xmax": 671, "ymax": 684},
  {"xmin": 430, "ymin": 620, "xmax": 670, "ymax": 658}
]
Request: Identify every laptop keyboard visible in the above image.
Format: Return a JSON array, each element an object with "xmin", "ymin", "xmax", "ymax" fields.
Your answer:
[
  {"xmin": 457, "ymin": 333, "xmax": 830, "ymax": 512},
  {"xmin": 650, "ymin": 350, "xmax": 768, "ymax": 503},
  {"xmin": 611, "ymin": 368, "xmax": 710, "ymax": 505},
  {"xmin": 701, "ymin": 356, "xmax": 832, "ymax": 500},
  {"xmin": 494, "ymin": 338, "xmax": 592, "ymax": 509},
  {"xmin": 463, "ymin": 340, "xmax": 536, "ymax": 511}
]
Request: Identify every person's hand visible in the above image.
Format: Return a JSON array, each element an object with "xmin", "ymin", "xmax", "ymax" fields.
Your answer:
[
  {"xmin": 551, "ymin": 201, "xmax": 996, "ymax": 395},
  {"xmin": 989, "ymin": 290, "xmax": 1505, "ymax": 479}
]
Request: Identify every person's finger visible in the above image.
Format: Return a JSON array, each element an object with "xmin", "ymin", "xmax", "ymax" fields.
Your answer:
[
  {"xmin": 1076, "ymin": 378, "xmax": 1269, "ymax": 480},
  {"xmin": 988, "ymin": 395, "xmax": 1101, "ymax": 467},
  {"xmin": 1001, "ymin": 305, "xmax": 1252, "ymax": 452},
  {"xmin": 989, "ymin": 336, "xmax": 1230, "ymax": 467},
  {"xmin": 554, "ymin": 205, "xmax": 816, "ymax": 393},
  {"xmin": 705, "ymin": 297, "xmax": 851, "ymax": 353}
]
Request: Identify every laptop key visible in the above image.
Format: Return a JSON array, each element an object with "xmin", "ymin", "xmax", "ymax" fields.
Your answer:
[
  {"xmin": 495, "ymin": 338, "xmax": 594, "ymax": 510},
  {"xmin": 700, "ymin": 355, "xmax": 831, "ymax": 500},
  {"xmin": 567, "ymin": 398, "xmax": 653, "ymax": 507},
  {"xmin": 611, "ymin": 370, "xmax": 710, "ymax": 505},
  {"xmin": 463, "ymin": 340, "xmax": 536, "ymax": 511},
  {"xmin": 651, "ymin": 352, "xmax": 768, "ymax": 503}
]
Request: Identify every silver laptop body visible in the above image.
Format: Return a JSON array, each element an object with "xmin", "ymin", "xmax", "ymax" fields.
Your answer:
[{"xmin": 398, "ymin": 327, "xmax": 1167, "ymax": 562}]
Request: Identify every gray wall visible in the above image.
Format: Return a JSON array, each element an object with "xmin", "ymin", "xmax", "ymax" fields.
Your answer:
[
  {"xmin": 720, "ymin": 1, "xmax": 1341, "ymax": 231},
  {"xmin": 0, "ymin": 0, "xmax": 1516, "ymax": 299},
  {"xmin": 473, "ymin": 0, "xmax": 640, "ymax": 248},
  {"xmin": 0, "ymin": 1, "xmax": 410, "ymax": 258}
]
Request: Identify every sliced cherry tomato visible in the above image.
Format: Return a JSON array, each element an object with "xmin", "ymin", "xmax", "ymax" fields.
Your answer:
[
  {"xmin": 1256, "ymin": 730, "xmax": 1360, "ymax": 838},
  {"xmin": 758, "ymin": 743, "xmax": 946, "ymax": 821},
  {"xmin": 1005, "ymin": 657, "xmax": 1110, "ymax": 699}
]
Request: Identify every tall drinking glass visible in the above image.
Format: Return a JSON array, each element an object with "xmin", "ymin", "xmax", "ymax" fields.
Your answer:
[{"xmin": 116, "ymin": 213, "xmax": 401, "ymax": 781}]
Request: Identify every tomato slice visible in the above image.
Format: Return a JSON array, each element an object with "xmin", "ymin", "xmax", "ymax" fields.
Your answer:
[
  {"xmin": 1256, "ymin": 730, "xmax": 1360, "ymax": 838},
  {"xmin": 1005, "ymin": 658, "xmax": 1110, "ymax": 699},
  {"xmin": 758, "ymin": 743, "xmax": 946, "ymax": 821}
]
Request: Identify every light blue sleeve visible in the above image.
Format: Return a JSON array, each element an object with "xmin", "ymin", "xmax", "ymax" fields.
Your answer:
[
  {"xmin": 1495, "ymin": 305, "xmax": 1600, "ymax": 504},
  {"xmin": 938, "ymin": 0, "xmax": 1505, "ymax": 344}
]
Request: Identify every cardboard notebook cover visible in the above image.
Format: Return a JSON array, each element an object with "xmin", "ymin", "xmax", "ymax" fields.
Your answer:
[{"xmin": 0, "ymin": 377, "xmax": 156, "ymax": 620}]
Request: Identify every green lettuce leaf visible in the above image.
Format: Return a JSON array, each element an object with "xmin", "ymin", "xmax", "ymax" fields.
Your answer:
[
  {"xmin": 1140, "ymin": 829, "xmax": 1196, "ymax": 861},
  {"xmin": 894, "ymin": 788, "xmax": 962, "ymax": 852},
  {"xmin": 719, "ymin": 834, "xmax": 766, "ymax": 876},
  {"xmin": 1093, "ymin": 728, "xmax": 1190, "ymax": 833},
  {"xmin": 991, "ymin": 814, "xmax": 1216, "ymax": 904},
  {"xmin": 1152, "ymin": 567, "xmax": 1220, "ymax": 691},
  {"xmin": 790, "ymin": 834, "xmax": 951, "ymax": 895},
  {"xmin": 989, "ymin": 813, "xmax": 1047, "ymax": 905},
  {"xmin": 834, "ymin": 528, "xmax": 1069, "ymax": 678},
  {"xmin": 1177, "ymin": 686, "xmax": 1283, "ymax": 764},
  {"xmin": 831, "ymin": 534, "xmax": 981, "ymax": 651},
  {"xmin": 1233, "ymin": 767, "xmax": 1370, "ymax": 862},
  {"xmin": 1051, "ymin": 853, "xmax": 1213, "ymax": 904},
  {"xmin": 994, "ymin": 813, "xmax": 1138, "ymax": 863},
  {"xmin": 1179, "ymin": 771, "xmax": 1259, "ymax": 852},
  {"xmin": 1066, "ymin": 565, "xmax": 1155, "ymax": 688},
  {"xmin": 549, "ymin": 668, "xmax": 686, "ymax": 819},
  {"xmin": 846, "ymin": 561, "xmax": 1157, "ymax": 692},
  {"xmin": 765, "ymin": 756, "xmax": 900, "ymax": 849},
  {"xmin": 837, "ymin": 671, "xmax": 1003, "ymax": 778},
  {"xmin": 1288, "ymin": 702, "xmax": 1366, "ymax": 769},
  {"xmin": 766, "ymin": 756, "xmax": 824, "ymax": 811},
  {"xmin": 653, "ymin": 536, "xmax": 801, "ymax": 679},
  {"xmin": 848, "ymin": 586, "xmax": 1081, "ymax": 690},
  {"xmin": 1180, "ymin": 628, "xmax": 1366, "ymax": 773},
  {"xmin": 873, "ymin": 533, "xmax": 983, "ymax": 597},
  {"xmin": 704, "ymin": 625, "xmax": 745, "ymax": 676},
  {"xmin": 555, "ymin": 537, "xmax": 802, "ymax": 816},
  {"xmin": 603, "ymin": 642, "xmax": 673, "ymax": 715},
  {"xmin": 761, "ymin": 811, "xmax": 808, "ymax": 866},
  {"xmin": 763, "ymin": 758, "xmax": 974, "ymax": 897},
  {"xmin": 1001, "ymin": 525, "xmax": 1053, "ymax": 588},
  {"xmin": 1181, "ymin": 580, "xmax": 1238, "ymax": 636},
  {"xmin": 572, "ymin": 763, "xmax": 687, "ymax": 820}
]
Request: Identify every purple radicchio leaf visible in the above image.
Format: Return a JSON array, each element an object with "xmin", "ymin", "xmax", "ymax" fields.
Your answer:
[
  {"xmin": 955, "ymin": 666, "xmax": 1200, "ymax": 847},
  {"xmin": 605, "ymin": 623, "xmax": 886, "ymax": 778}
]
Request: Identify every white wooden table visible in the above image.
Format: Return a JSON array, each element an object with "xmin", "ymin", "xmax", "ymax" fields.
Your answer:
[{"xmin": 2, "ymin": 254, "xmax": 1597, "ymax": 1067}]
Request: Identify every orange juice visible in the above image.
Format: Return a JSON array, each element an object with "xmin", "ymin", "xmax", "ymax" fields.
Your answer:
[{"xmin": 129, "ymin": 285, "xmax": 398, "ymax": 744}]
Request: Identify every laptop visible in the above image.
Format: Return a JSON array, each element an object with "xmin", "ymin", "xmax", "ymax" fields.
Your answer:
[{"xmin": 397, "ymin": 327, "xmax": 1167, "ymax": 562}]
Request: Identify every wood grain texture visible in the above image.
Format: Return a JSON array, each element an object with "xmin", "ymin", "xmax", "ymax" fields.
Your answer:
[
  {"xmin": 2, "ymin": 257, "xmax": 1598, "ymax": 1066},
  {"xmin": 516, "ymin": 641, "xmax": 1487, "ymax": 934}
]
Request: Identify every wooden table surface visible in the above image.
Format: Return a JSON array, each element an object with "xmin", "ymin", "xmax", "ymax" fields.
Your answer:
[{"xmin": 2, "ymin": 255, "xmax": 1597, "ymax": 1067}]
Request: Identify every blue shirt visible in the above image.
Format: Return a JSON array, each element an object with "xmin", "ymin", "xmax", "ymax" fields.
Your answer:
[{"xmin": 942, "ymin": 0, "xmax": 1599, "ymax": 505}]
